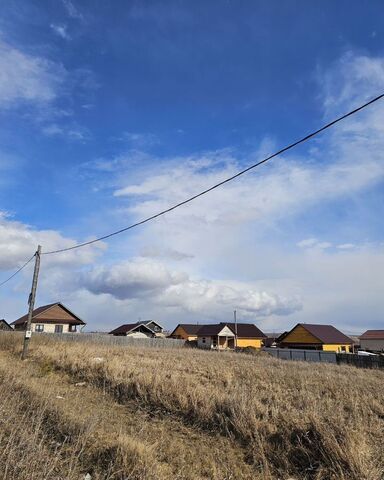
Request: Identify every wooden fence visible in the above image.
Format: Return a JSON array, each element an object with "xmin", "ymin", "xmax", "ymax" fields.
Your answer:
[
  {"xmin": 38, "ymin": 332, "xmax": 186, "ymax": 348},
  {"xmin": 0, "ymin": 331, "xmax": 185, "ymax": 349}
]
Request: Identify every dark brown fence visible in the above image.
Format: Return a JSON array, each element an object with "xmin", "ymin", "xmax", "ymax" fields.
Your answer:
[{"xmin": 336, "ymin": 353, "xmax": 384, "ymax": 369}]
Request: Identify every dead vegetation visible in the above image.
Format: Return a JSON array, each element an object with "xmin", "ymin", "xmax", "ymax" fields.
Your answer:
[{"xmin": 0, "ymin": 332, "xmax": 383, "ymax": 480}]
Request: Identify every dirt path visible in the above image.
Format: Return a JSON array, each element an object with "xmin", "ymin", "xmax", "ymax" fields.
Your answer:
[{"xmin": 0, "ymin": 351, "xmax": 257, "ymax": 480}]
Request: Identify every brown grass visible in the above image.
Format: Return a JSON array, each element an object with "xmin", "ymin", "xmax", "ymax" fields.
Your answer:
[{"xmin": 0, "ymin": 332, "xmax": 383, "ymax": 480}]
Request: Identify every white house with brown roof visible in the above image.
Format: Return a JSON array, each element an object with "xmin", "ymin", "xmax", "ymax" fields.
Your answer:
[
  {"xmin": 109, "ymin": 321, "xmax": 164, "ymax": 338},
  {"xmin": 11, "ymin": 302, "xmax": 86, "ymax": 333}
]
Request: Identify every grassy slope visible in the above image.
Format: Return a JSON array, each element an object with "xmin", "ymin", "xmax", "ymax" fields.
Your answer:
[{"xmin": 0, "ymin": 333, "xmax": 383, "ymax": 480}]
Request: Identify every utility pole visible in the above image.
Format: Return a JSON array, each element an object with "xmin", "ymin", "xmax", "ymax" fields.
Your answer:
[
  {"xmin": 234, "ymin": 309, "xmax": 238, "ymax": 350},
  {"xmin": 21, "ymin": 245, "xmax": 41, "ymax": 360}
]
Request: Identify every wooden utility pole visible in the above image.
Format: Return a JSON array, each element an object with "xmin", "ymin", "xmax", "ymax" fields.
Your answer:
[
  {"xmin": 21, "ymin": 245, "xmax": 41, "ymax": 360},
  {"xmin": 234, "ymin": 309, "xmax": 238, "ymax": 350}
]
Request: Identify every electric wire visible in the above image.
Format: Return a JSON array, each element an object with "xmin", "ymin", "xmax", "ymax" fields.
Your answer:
[
  {"xmin": 27, "ymin": 93, "xmax": 384, "ymax": 255},
  {"xmin": 0, "ymin": 253, "xmax": 36, "ymax": 288}
]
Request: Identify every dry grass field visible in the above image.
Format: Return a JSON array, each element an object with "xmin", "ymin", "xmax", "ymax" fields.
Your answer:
[{"xmin": 0, "ymin": 333, "xmax": 383, "ymax": 480}]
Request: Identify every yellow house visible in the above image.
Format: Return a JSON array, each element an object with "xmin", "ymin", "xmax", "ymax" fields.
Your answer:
[
  {"xmin": 196, "ymin": 322, "xmax": 266, "ymax": 350},
  {"xmin": 279, "ymin": 323, "xmax": 353, "ymax": 353},
  {"xmin": 169, "ymin": 324, "xmax": 201, "ymax": 341}
]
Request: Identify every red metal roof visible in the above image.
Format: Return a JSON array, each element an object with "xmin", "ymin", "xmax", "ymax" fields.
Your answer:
[{"xmin": 359, "ymin": 330, "xmax": 384, "ymax": 340}]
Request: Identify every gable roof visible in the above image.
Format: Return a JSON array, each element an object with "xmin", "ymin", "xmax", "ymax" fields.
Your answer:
[
  {"xmin": 224, "ymin": 322, "xmax": 266, "ymax": 339},
  {"xmin": 197, "ymin": 324, "xmax": 230, "ymax": 336},
  {"xmin": 143, "ymin": 320, "xmax": 163, "ymax": 331},
  {"xmin": 196, "ymin": 322, "xmax": 266, "ymax": 338},
  {"xmin": 0, "ymin": 319, "xmax": 13, "ymax": 330},
  {"xmin": 295, "ymin": 323, "xmax": 353, "ymax": 344},
  {"xmin": 359, "ymin": 330, "xmax": 384, "ymax": 340},
  {"xmin": 11, "ymin": 302, "xmax": 86, "ymax": 326},
  {"xmin": 170, "ymin": 324, "xmax": 201, "ymax": 336},
  {"xmin": 108, "ymin": 322, "xmax": 155, "ymax": 335}
]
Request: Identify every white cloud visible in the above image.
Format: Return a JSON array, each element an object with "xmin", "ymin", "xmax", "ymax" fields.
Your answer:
[
  {"xmin": 42, "ymin": 123, "xmax": 90, "ymax": 141},
  {"xmin": 62, "ymin": 0, "xmax": 84, "ymax": 20},
  {"xmin": 0, "ymin": 38, "xmax": 65, "ymax": 108},
  {"xmin": 0, "ymin": 212, "xmax": 104, "ymax": 272},
  {"xmin": 297, "ymin": 238, "xmax": 332, "ymax": 250},
  {"xmin": 82, "ymin": 257, "xmax": 301, "ymax": 318},
  {"xmin": 50, "ymin": 24, "xmax": 71, "ymax": 40},
  {"xmin": 84, "ymin": 258, "xmax": 188, "ymax": 300},
  {"xmin": 114, "ymin": 132, "xmax": 159, "ymax": 148},
  {"xmin": 337, "ymin": 243, "xmax": 356, "ymax": 250}
]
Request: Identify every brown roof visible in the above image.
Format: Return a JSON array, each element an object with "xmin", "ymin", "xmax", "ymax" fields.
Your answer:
[
  {"xmin": 197, "ymin": 324, "xmax": 228, "ymax": 336},
  {"xmin": 170, "ymin": 324, "xmax": 201, "ymax": 336},
  {"xmin": 359, "ymin": 330, "xmax": 384, "ymax": 340},
  {"xmin": 11, "ymin": 303, "xmax": 86, "ymax": 326},
  {"xmin": 108, "ymin": 322, "xmax": 155, "ymax": 335},
  {"xmin": 225, "ymin": 322, "xmax": 266, "ymax": 339},
  {"xmin": 197, "ymin": 322, "xmax": 266, "ymax": 338},
  {"xmin": 294, "ymin": 323, "xmax": 353, "ymax": 344}
]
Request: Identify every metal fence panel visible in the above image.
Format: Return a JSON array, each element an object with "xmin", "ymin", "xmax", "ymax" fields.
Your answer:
[{"xmin": 263, "ymin": 347, "xmax": 337, "ymax": 364}]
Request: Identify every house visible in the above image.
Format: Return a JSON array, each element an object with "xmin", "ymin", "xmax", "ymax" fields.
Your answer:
[
  {"xmin": 196, "ymin": 322, "xmax": 266, "ymax": 350},
  {"xmin": 278, "ymin": 323, "xmax": 353, "ymax": 352},
  {"xmin": 263, "ymin": 332, "xmax": 284, "ymax": 347},
  {"xmin": 11, "ymin": 302, "xmax": 86, "ymax": 333},
  {"xmin": 169, "ymin": 324, "xmax": 201, "ymax": 341},
  {"xmin": 109, "ymin": 320, "xmax": 164, "ymax": 338},
  {"xmin": 359, "ymin": 330, "xmax": 384, "ymax": 353},
  {"xmin": 0, "ymin": 319, "xmax": 13, "ymax": 331}
]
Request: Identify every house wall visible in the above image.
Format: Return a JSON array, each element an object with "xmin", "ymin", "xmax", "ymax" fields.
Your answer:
[
  {"xmin": 0, "ymin": 321, "xmax": 12, "ymax": 331},
  {"xmin": 32, "ymin": 322, "xmax": 71, "ymax": 333},
  {"xmin": 236, "ymin": 338, "xmax": 263, "ymax": 348},
  {"xmin": 282, "ymin": 325, "xmax": 321, "ymax": 345},
  {"xmin": 322, "ymin": 344, "xmax": 351, "ymax": 353},
  {"xmin": 360, "ymin": 339, "xmax": 384, "ymax": 352},
  {"xmin": 197, "ymin": 336, "xmax": 213, "ymax": 349}
]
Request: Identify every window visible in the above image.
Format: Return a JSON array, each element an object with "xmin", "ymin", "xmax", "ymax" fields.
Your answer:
[
  {"xmin": 69, "ymin": 325, "xmax": 77, "ymax": 332},
  {"xmin": 54, "ymin": 325, "xmax": 63, "ymax": 334},
  {"xmin": 202, "ymin": 337, "xmax": 206, "ymax": 344},
  {"xmin": 35, "ymin": 324, "xmax": 44, "ymax": 332}
]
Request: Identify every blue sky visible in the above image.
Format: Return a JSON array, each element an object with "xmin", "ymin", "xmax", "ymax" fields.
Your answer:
[{"xmin": 0, "ymin": 1, "xmax": 383, "ymax": 333}]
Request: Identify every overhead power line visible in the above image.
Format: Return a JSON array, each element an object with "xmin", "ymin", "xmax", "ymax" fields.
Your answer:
[
  {"xmin": 36, "ymin": 92, "xmax": 383, "ymax": 255},
  {"xmin": 0, "ymin": 253, "xmax": 36, "ymax": 289}
]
